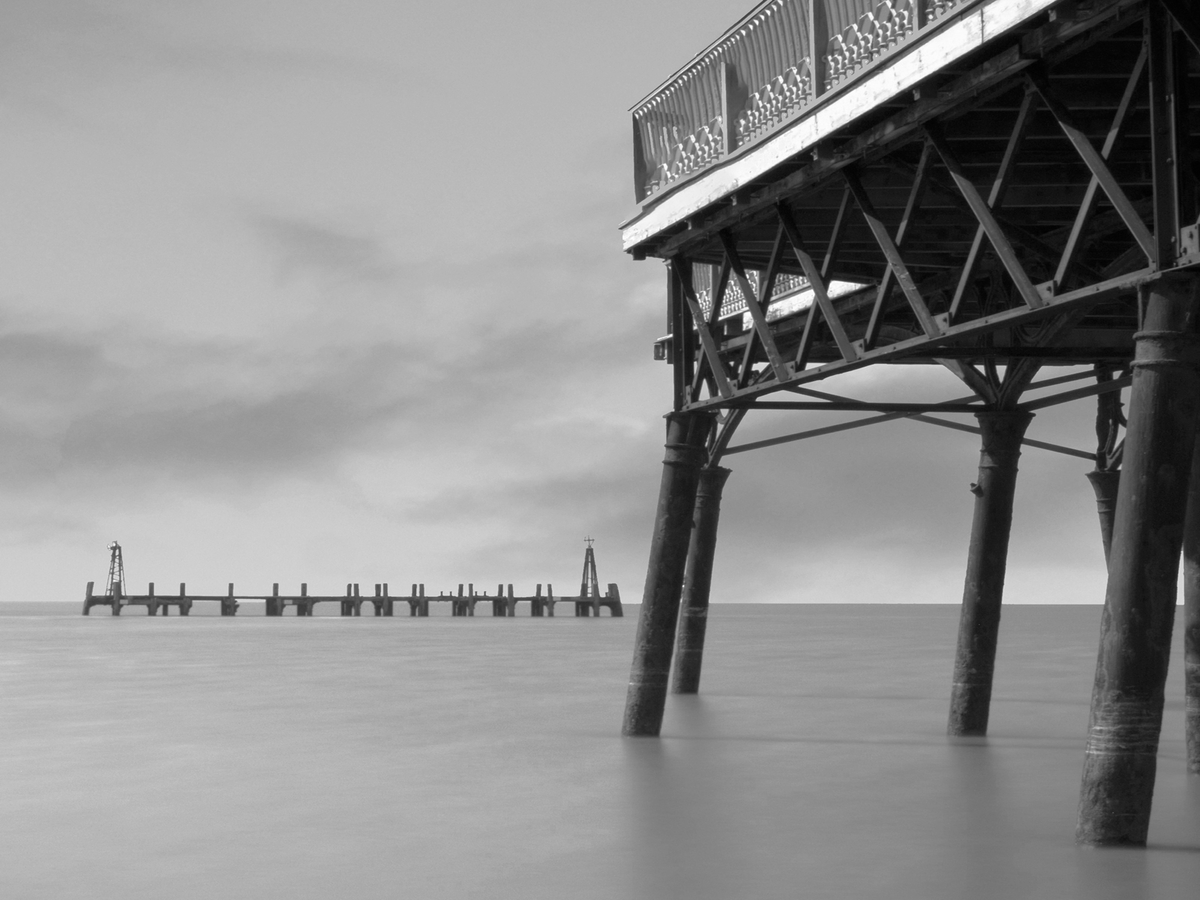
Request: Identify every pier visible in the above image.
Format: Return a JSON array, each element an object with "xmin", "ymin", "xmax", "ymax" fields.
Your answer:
[
  {"xmin": 81, "ymin": 540, "xmax": 623, "ymax": 618},
  {"xmin": 620, "ymin": 0, "xmax": 1200, "ymax": 846},
  {"xmin": 81, "ymin": 581, "xmax": 624, "ymax": 617}
]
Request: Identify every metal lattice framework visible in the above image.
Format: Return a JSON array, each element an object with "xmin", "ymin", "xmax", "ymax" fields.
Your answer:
[
  {"xmin": 630, "ymin": 0, "xmax": 1198, "ymax": 458},
  {"xmin": 620, "ymin": 0, "xmax": 1200, "ymax": 849}
]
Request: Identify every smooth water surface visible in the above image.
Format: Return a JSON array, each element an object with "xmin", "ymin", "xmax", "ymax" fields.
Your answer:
[{"xmin": 0, "ymin": 604, "xmax": 1196, "ymax": 898}]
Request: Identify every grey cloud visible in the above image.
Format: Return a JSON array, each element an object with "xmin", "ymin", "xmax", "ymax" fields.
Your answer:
[
  {"xmin": 0, "ymin": 1, "xmax": 401, "ymax": 88},
  {"xmin": 250, "ymin": 213, "xmax": 398, "ymax": 286}
]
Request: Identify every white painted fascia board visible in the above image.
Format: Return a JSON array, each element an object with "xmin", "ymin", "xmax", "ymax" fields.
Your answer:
[{"xmin": 621, "ymin": 0, "xmax": 1061, "ymax": 252}]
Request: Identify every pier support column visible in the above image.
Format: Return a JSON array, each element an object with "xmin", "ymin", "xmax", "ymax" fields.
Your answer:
[
  {"xmin": 947, "ymin": 409, "xmax": 1033, "ymax": 736},
  {"xmin": 1078, "ymin": 273, "xmax": 1200, "ymax": 845},
  {"xmin": 672, "ymin": 465, "xmax": 731, "ymax": 695},
  {"xmin": 1184, "ymin": 442, "xmax": 1200, "ymax": 775},
  {"xmin": 1086, "ymin": 469, "xmax": 1121, "ymax": 565},
  {"xmin": 622, "ymin": 412, "xmax": 713, "ymax": 736}
]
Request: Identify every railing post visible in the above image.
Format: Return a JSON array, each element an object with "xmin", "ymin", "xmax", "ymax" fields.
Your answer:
[
  {"xmin": 719, "ymin": 62, "xmax": 740, "ymax": 155},
  {"xmin": 633, "ymin": 115, "xmax": 649, "ymax": 203},
  {"xmin": 1077, "ymin": 272, "xmax": 1200, "ymax": 845},
  {"xmin": 808, "ymin": 0, "xmax": 829, "ymax": 99},
  {"xmin": 623, "ymin": 412, "xmax": 714, "ymax": 736}
]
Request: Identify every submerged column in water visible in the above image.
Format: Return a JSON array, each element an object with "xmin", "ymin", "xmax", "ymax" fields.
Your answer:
[
  {"xmin": 672, "ymin": 465, "xmax": 731, "ymax": 695},
  {"xmin": 947, "ymin": 409, "xmax": 1032, "ymax": 736},
  {"xmin": 623, "ymin": 412, "xmax": 712, "ymax": 736},
  {"xmin": 1184, "ymin": 443, "xmax": 1200, "ymax": 775},
  {"xmin": 1077, "ymin": 272, "xmax": 1200, "ymax": 845}
]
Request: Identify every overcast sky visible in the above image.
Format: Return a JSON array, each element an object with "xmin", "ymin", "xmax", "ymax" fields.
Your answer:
[{"xmin": 0, "ymin": 0, "xmax": 1113, "ymax": 605}]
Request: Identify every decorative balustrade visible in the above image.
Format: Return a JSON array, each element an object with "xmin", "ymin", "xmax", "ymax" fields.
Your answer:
[
  {"xmin": 690, "ymin": 263, "xmax": 811, "ymax": 321},
  {"xmin": 633, "ymin": 0, "xmax": 967, "ymax": 201}
]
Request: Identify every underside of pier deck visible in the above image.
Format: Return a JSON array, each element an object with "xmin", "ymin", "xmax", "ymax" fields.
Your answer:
[{"xmin": 620, "ymin": 0, "xmax": 1200, "ymax": 848}]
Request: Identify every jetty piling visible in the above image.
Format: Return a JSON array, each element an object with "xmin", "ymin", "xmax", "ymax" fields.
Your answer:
[
  {"xmin": 1184, "ymin": 443, "xmax": 1200, "ymax": 775},
  {"xmin": 622, "ymin": 412, "xmax": 713, "ymax": 736},
  {"xmin": 947, "ymin": 411, "xmax": 1033, "ymax": 736},
  {"xmin": 1077, "ymin": 274, "xmax": 1200, "ymax": 845},
  {"xmin": 672, "ymin": 465, "xmax": 731, "ymax": 695}
]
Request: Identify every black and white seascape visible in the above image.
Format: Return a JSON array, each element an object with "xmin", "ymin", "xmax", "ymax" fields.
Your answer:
[
  {"xmin": 0, "ymin": 604, "xmax": 1195, "ymax": 899},
  {"xmin": 4, "ymin": 0, "xmax": 1200, "ymax": 896}
]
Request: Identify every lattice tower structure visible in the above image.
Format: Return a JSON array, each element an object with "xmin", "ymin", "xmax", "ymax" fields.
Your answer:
[{"xmin": 104, "ymin": 541, "xmax": 127, "ymax": 600}]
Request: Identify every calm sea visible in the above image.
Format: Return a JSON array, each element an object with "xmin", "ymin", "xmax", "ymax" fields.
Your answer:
[{"xmin": 0, "ymin": 603, "xmax": 1195, "ymax": 899}]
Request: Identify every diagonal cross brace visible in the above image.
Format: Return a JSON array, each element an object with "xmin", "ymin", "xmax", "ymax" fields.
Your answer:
[
  {"xmin": 775, "ymin": 203, "xmax": 858, "ymax": 361},
  {"xmin": 949, "ymin": 89, "xmax": 1038, "ymax": 321},
  {"xmin": 866, "ymin": 140, "xmax": 935, "ymax": 348},
  {"xmin": 672, "ymin": 259, "xmax": 733, "ymax": 399},
  {"xmin": 1026, "ymin": 70, "xmax": 1156, "ymax": 265},
  {"xmin": 926, "ymin": 124, "xmax": 1045, "ymax": 310},
  {"xmin": 841, "ymin": 166, "xmax": 942, "ymax": 336},
  {"xmin": 1054, "ymin": 43, "xmax": 1146, "ymax": 288},
  {"xmin": 1159, "ymin": 0, "xmax": 1200, "ymax": 55},
  {"xmin": 719, "ymin": 229, "xmax": 790, "ymax": 384}
]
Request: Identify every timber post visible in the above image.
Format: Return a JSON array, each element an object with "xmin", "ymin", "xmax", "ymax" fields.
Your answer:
[
  {"xmin": 1077, "ymin": 273, "xmax": 1200, "ymax": 845},
  {"xmin": 1184, "ymin": 440, "xmax": 1200, "ymax": 775},
  {"xmin": 82, "ymin": 581, "xmax": 94, "ymax": 615},
  {"xmin": 672, "ymin": 465, "xmax": 732, "ymax": 695},
  {"xmin": 947, "ymin": 409, "xmax": 1033, "ymax": 736},
  {"xmin": 622, "ymin": 411, "xmax": 714, "ymax": 736}
]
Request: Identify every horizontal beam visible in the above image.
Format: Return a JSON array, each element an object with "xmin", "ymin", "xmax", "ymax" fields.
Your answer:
[
  {"xmin": 687, "ymin": 266, "xmax": 1152, "ymax": 411},
  {"xmin": 736, "ymin": 401, "xmax": 983, "ymax": 413},
  {"xmin": 723, "ymin": 404, "xmax": 1095, "ymax": 460},
  {"xmin": 1018, "ymin": 373, "xmax": 1131, "ymax": 410}
]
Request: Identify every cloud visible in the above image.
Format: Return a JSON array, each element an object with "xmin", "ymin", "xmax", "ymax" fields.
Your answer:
[{"xmin": 249, "ymin": 213, "xmax": 398, "ymax": 286}]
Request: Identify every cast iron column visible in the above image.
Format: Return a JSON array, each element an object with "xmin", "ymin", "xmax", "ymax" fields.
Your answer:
[
  {"xmin": 1086, "ymin": 470, "xmax": 1121, "ymax": 565},
  {"xmin": 1184, "ymin": 441, "xmax": 1200, "ymax": 775},
  {"xmin": 671, "ymin": 465, "xmax": 731, "ymax": 695},
  {"xmin": 622, "ymin": 412, "xmax": 713, "ymax": 736},
  {"xmin": 1077, "ymin": 273, "xmax": 1200, "ymax": 845},
  {"xmin": 947, "ymin": 410, "xmax": 1033, "ymax": 736}
]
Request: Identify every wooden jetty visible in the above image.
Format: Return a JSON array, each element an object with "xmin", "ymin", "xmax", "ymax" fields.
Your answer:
[
  {"xmin": 620, "ymin": 0, "xmax": 1200, "ymax": 846},
  {"xmin": 82, "ymin": 538, "xmax": 623, "ymax": 618},
  {"xmin": 81, "ymin": 581, "xmax": 623, "ymax": 617}
]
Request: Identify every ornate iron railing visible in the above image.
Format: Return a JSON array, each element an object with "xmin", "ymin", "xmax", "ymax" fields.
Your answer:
[
  {"xmin": 690, "ymin": 263, "xmax": 812, "ymax": 321},
  {"xmin": 632, "ymin": 0, "xmax": 968, "ymax": 201}
]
